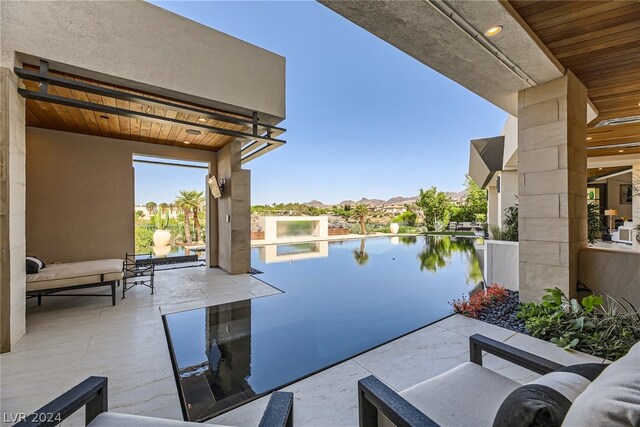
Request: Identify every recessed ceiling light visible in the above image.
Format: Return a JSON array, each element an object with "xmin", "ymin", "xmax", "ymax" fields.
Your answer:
[
  {"xmin": 185, "ymin": 129, "xmax": 201, "ymax": 135},
  {"xmin": 586, "ymin": 137, "xmax": 592, "ymax": 140},
  {"xmin": 183, "ymin": 141, "xmax": 191, "ymax": 145},
  {"xmin": 197, "ymin": 118, "xmax": 207, "ymax": 123},
  {"xmin": 598, "ymin": 168, "xmax": 603, "ymax": 171},
  {"xmin": 484, "ymin": 26, "xmax": 503, "ymax": 37},
  {"xmin": 618, "ymin": 149, "xmax": 625, "ymax": 153}
]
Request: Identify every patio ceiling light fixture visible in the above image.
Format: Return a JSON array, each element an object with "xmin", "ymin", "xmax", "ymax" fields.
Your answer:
[
  {"xmin": 484, "ymin": 26, "xmax": 502, "ymax": 37},
  {"xmin": 185, "ymin": 129, "xmax": 201, "ymax": 136},
  {"xmin": 427, "ymin": 0, "xmax": 535, "ymax": 86}
]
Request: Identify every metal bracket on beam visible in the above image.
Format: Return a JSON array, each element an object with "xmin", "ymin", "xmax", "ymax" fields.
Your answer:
[
  {"xmin": 14, "ymin": 63, "xmax": 285, "ymax": 138},
  {"xmin": 38, "ymin": 60, "xmax": 49, "ymax": 93},
  {"xmin": 15, "ymin": 61, "xmax": 286, "ymax": 162}
]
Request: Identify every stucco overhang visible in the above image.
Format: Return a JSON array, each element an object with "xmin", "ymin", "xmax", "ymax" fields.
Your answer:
[
  {"xmin": 319, "ymin": 0, "xmax": 563, "ymax": 116},
  {"xmin": 469, "ymin": 136, "xmax": 505, "ymax": 189}
]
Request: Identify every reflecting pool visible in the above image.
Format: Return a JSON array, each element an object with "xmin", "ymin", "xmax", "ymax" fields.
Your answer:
[{"xmin": 163, "ymin": 235, "xmax": 483, "ymax": 421}]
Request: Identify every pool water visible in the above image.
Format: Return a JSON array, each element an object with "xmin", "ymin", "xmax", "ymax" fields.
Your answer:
[{"xmin": 163, "ymin": 235, "xmax": 483, "ymax": 421}]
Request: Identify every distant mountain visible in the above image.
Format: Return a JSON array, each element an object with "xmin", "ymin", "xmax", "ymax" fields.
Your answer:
[
  {"xmin": 385, "ymin": 196, "xmax": 418, "ymax": 205},
  {"xmin": 357, "ymin": 198, "xmax": 386, "ymax": 207},
  {"xmin": 305, "ymin": 200, "xmax": 327, "ymax": 208},
  {"xmin": 297, "ymin": 191, "xmax": 464, "ymax": 208}
]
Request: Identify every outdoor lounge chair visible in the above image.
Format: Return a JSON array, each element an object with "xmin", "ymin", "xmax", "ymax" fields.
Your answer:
[
  {"xmin": 358, "ymin": 334, "xmax": 639, "ymax": 427},
  {"xmin": 13, "ymin": 376, "xmax": 293, "ymax": 427},
  {"xmin": 26, "ymin": 259, "xmax": 124, "ymax": 306}
]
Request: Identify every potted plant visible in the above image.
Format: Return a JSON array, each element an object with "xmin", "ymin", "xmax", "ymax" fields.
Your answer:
[{"xmin": 152, "ymin": 212, "xmax": 171, "ymax": 247}]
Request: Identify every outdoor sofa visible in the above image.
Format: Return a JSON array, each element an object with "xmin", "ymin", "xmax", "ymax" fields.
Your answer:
[
  {"xmin": 359, "ymin": 334, "xmax": 639, "ymax": 427},
  {"xmin": 12, "ymin": 376, "xmax": 293, "ymax": 427},
  {"xmin": 26, "ymin": 259, "xmax": 124, "ymax": 306}
]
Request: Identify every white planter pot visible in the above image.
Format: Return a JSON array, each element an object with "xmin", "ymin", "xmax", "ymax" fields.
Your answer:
[
  {"xmin": 390, "ymin": 223, "xmax": 400, "ymax": 234},
  {"xmin": 153, "ymin": 229, "xmax": 171, "ymax": 247},
  {"xmin": 152, "ymin": 245, "xmax": 171, "ymax": 257}
]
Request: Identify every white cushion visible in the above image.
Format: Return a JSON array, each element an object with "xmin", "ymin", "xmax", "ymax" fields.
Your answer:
[
  {"xmin": 562, "ymin": 341, "xmax": 640, "ymax": 427},
  {"xmin": 26, "ymin": 259, "xmax": 124, "ymax": 291},
  {"xmin": 380, "ymin": 362, "xmax": 520, "ymax": 427},
  {"xmin": 88, "ymin": 413, "xmax": 227, "ymax": 427}
]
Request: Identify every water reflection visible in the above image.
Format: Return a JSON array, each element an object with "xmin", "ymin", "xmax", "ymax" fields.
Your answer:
[
  {"xmin": 164, "ymin": 236, "xmax": 483, "ymax": 421},
  {"xmin": 418, "ymin": 236, "xmax": 483, "ymax": 284},
  {"xmin": 258, "ymin": 241, "xmax": 329, "ymax": 264},
  {"xmin": 352, "ymin": 239, "xmax": 369, "ymax": 266}
]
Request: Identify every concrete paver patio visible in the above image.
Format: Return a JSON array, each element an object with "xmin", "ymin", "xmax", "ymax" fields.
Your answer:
[{"xmin": 0, "ymin": 267, "xmax": 604, "ymax": 426}]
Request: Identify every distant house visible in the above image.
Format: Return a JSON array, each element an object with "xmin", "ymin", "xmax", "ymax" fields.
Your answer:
[{"xmin": 381, "ymin": 204, "xmax": 406, "ymax": 215}]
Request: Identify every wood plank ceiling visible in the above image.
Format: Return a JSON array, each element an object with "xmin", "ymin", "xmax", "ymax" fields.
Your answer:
[
  {"xmin": 510, "ymin": 0, "xmax": 640, "ymax": 157},
  {"xmin": 587, "ymin": 165, "xmax": 631, "ymax": 181},
  {"xmin": 23, "ymin": 67, "xmax": 249, "ymax": 151}
]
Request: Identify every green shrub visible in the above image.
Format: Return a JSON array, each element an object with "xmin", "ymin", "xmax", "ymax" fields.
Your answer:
[
  {"xmin": 518, "ymin": 287, "xmax": 640, "ymax": 360},
  {"xmin": 135, "ymin": 226, "xmax": 154, "ymax": 252},
  {"xmin": 587, "ymin": 202, "xmax": 603, "ymax": 244},
  {"xmin": 393, "ymin": 210, "xmax": 417, "ymax": 226}
]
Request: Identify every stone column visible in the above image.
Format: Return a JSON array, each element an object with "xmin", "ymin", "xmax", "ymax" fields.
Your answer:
[
  {"xmin": 518, "ymin": 71, "xmax": 588, "ymax": 302},
  {"xmin": 216, "ymin": 141, "xmax": 251, "ymax": 274},
  {"xmin": 0, "ymin": 67, "xmax": 26, "ymax": 353},
  {"xmin": 499, "ymin": 170, "xmax": 518, "ymax": 225}
]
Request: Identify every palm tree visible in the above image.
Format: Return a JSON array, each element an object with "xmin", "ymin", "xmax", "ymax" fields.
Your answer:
[
  {"xmin": 168, "ymin": 203, "xmax": 175, "ymax": 216},
  {"xmin": 190, "ymin": 191, "xmax": 205, "ymax": 243},
  {"xmin": 145, "ymin": 201, "xmax": 157, "ymax": 216},
  {"xmin": 351, "ymin": 204, "xmax": 370, "ymax": 235},
  {"xmin": 174, "ymin": 191, "xmax": 194, "ymax": 245},
  {"xmin": 158, "ymin": 202, "xmax": 168, "ymax": 215}
]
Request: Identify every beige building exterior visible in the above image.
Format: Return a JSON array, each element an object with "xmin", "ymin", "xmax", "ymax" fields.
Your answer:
[{"xmin": 0, "ymin": 1, "xmax": 286, "ymax": 352}]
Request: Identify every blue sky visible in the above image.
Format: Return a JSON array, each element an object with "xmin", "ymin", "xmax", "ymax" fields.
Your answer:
[{"xmin": 137, "ymin": 0, "xmax": 507, "ymax": 206}]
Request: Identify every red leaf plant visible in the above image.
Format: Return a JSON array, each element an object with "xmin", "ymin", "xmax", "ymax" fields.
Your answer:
[{"xmin": 450, "ymin": 284, "xmax": 508, "ymax": 318}]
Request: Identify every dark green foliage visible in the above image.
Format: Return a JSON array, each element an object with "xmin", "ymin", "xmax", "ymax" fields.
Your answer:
[
  {"xmin": 393, "ymin": 210, "xmax": 417, "ymax": 226},
  {"xmin": 517, "ymin": 288, "xmax": 640, "ymax": 360},
  {"xmin": 489, "ymin": 204, "xmax": 518, "ymax": 241},
  {"xmin": 587, "ymin": 202, "xmax": 603, "ymax": 244}
]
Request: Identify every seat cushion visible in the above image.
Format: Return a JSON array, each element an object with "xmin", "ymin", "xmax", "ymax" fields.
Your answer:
[
  {"xmin": 382, "ymin": 362, "xmax": 520, "ymax": 427},
  {"xmin": 26, "ymin": 259, "xmax": 124, "ymax": 291},
  {"xmin": 493, "ymin": 363, "xmax": 607, "ymax": 427},
  {"xmin": 562, "ymin": 341, "xmax": 640, "ymax": 427},
  {"xmin": 88, "ymin": 412, "xmax": 227, "ymax": 427}
]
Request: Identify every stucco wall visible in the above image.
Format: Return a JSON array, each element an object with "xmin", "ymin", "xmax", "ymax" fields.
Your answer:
[
  {"xmin": 484, "ymin": 240, "xmax": 519, "ymax": 291},
  {"xmin": 1, "ymin": 67, "xmax": 26, "ymax": 351},
  {"xmin": 0, "ymin": 1, "xmax": 285, "ymax": 122},
  {"xmin": 579, "ymin": 248, "xmax": 640, "ymax": 308},
  {"xmin": 26, "ymin": 128, "xmax": 218, "ymax": 264}
]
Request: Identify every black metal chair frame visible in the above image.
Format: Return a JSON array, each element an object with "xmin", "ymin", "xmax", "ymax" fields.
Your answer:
[
  {"xmin": 12, "ymin": 376, "xmax": 293, "ymax": 427},
  {"xmin": 357, "ymin": 334, "xmax": 566, "ymax": 427},
  {"xmin": 27, "ymin": 277, "xmax": 118, "ymax": 307},
  {"xmin": 122, "ymin": 252, "xmax": 155, "ymax": 299}
]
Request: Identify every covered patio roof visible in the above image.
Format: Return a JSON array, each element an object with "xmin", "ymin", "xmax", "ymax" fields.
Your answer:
[
  {"xmin": 509, "ymin": 1, "xmax": 640, "ymax": 156},
  {"xmin": 16, "ymin": 61, "xmax": 286, "ymax": 163}
]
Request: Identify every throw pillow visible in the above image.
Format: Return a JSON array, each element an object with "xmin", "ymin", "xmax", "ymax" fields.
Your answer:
[
  {"xmin": 562, "ymin": 341, "xmax": 640, "ymax": 426},
  {"xmin": 26, "ymin": 256, "xmax": 46, "ymax": 274},
  {"xmin": 493, "ymin": 363, "xmax": 607, "ymax": 427}
]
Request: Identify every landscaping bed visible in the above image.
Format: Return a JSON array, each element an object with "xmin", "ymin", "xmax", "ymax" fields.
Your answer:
[{"xmin": 452, "ymin": 285, "xmax": 640, "ymax": 361}]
